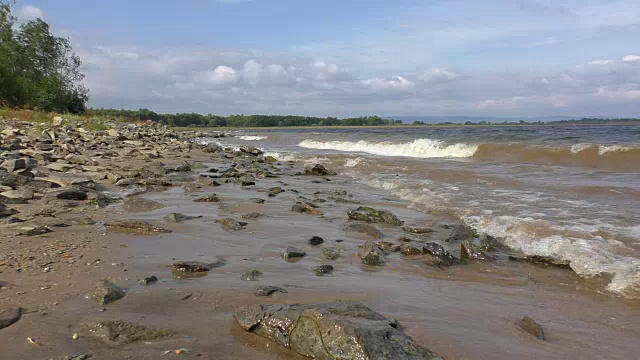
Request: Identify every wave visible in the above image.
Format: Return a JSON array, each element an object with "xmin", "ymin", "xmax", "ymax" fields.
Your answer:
[
  {"xmin": 238, "ymin": 135, "xmax": 268, "ymax": 141},
  {"xmin": 299, "ymin": 139, "xmax": 478, "ymax": 158}
]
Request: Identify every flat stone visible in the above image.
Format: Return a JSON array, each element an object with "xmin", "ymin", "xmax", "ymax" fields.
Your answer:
[
  {"xmin": 163, "ymin": 212, "xmax": 202, "ymax": 223},
  {"xmin": 83, "ymin": 320, "xmax": 173, "ymax": 346},
  {"xmin": 193, "ymin": 193, "xmax": 220, "ymax": 202},
  {"xmin": 283, "ymin": 246, "xmax": 306, "ymax": 260},
  {"xmin": 124, "ymin": 196, "xmax": 164, "ymax": 212},
  {"xmin": 172, "ymin": 259, "xmax": 226, "ymax": 273},
  {"xmin": 358, "ymin": 240, "xmax": 387, "ymax": 266},
  {"xmin": 106, "ymin": 220, "xmax": 171, "ymax": 235},
  {"xmin": 0, "ymin": 307, "xmax": 21, "ymax": 330},
  {"xmin": 0, "ymin": 204, "xmax": 18, "ymax": 218},
  {"xmin": 400, "ymin": 244, "xmax": 423, "ymax": 256},
  {"xmin": 346, "ymin": 222, "xmax": 382, "ymax": 239},
  {"xmin": 254, "ymin": 285, "xmax": 287, "ymax": 297},
  {"xmin": 516, "ymin": 316, "xmax": 546, "ymax": 340},
  {"xmin": 241, "ymin": 270, "xmax": 263, "ymax": 281},
  {"xmin": 403, "ymin": 226, "xmax": 433, "ymax": 234},
  {"xmin": 508, "ymin": 255, "xmax": 571, "ymax": 269},
  {"xmin": 347, "ymin": 206, "xmax": 403, "ymax": 226},
  {"xmin": 241, "ymin": 212, "xmax": 264, "ymax": 220},
  {"xmin": 15, "ymin": 225, "xmax": 52, "ymax": 236},
  {"xmin": 291, "ymin": 201, "xmax": 323, "ymax": 215},
  {"xmin": 377, "ymin": 241, "xmax": 401, "ymax": 252},
  {"xmin": 87, "ymin": 280, "xmax": 126, "ymax": 305},
  {"xmin": 233, "ymin": 301, "xmax": 443, "ymax": 360},
  {"xmin": 322, "ymin": 247, "xmax": 342, "ymax": 260},
  {"xmin": 216, "ymin": 218, "xmax": 248, "ymax": 231},
  {"xmin": 312, "ymin": 265, "xmax": 334, "ymax": 276}
]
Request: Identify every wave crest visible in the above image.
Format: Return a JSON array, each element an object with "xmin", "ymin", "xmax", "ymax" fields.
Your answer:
[{"xmin": 299, "ymin": 139, "xmax": 478, "ymax": 158}]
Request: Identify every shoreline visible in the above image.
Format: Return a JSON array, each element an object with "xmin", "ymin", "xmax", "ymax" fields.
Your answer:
[{"xmin": 1, "ymin": 121, "xmax": 638, "ymax": 359}]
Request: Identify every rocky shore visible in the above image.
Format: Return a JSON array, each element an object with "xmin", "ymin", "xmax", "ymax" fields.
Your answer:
[{"xmin": 0, "ymin": 119, "xmax": 638, "ymax": 359}]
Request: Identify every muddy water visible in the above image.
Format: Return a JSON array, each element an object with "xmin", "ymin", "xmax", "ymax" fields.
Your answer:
[{"xmin": 107, "ymin": 167, "xmax": 640, "ymax": 359}]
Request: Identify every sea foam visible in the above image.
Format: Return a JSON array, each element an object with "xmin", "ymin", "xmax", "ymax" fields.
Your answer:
[{"xmin": 299, "ymin": 139, "xmax": 478, "ymax": 158}]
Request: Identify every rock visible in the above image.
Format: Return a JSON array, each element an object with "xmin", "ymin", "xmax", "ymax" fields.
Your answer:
[
  {"xmin": 0, "ymin": 307, "xmax": 21, "ymax": 330},
  {"xmin": 346, "ymin": 222, "xmax": 382, "ymax": 239},
  {"xmin": 250, "ymin": 198, "xmax": 265, "ymax": 204},
  {"xmin": 167, "ymin": 162, "xmax": 191, "ymax": 172},
  {"xmin": 139, "ymin": 276, "xmax": 158, "ymax": 285},
  {"xmin": 377, "ymin": 241, "xmax": 401, "ymax": 253},
  {"xmin": 283, "ymin": 246, "xmax": 306, "ymax": 260},
  {"xmin": 268, "ymin": 186, "xmax": 284, "ymax": 197},
  {"xmin": 172, "ymin": 259, "xmax": 226, "ymax": 273},
  {"xmin": 347, "ymin": 206, "xmax": 403, "ymax": 226},
  {"xmin": 446, "ymin": 224, "xmax": 476, "ymax": 242},
  {"xmin": 422, "ymin": 243, "xmax": 458, "ymax": 266},
  {"xmin": 0, "ymin": 172, "xmax": 32, "ymax": 188},
  {"xmin": 163, "ymin": 212, "xmax": 202, "ymax": 223},
  {"xmin": 46, "ymin": 162, "xmax": 75, "ymax": 172},
  {"xmin": 124, "ymin": 196, "xmax": 164, "ymax": 212},
  {"xmin": 479, "ymin": 234, "xmax": 508, "ymax": 252},
  {"xmin": 15, "ymin": 225, "xmax": 52, "ymax": 236},
  {"xmin": 323, "ymin": 247, "xmax": 342, "ymax": 260},
  {"xmin": 241, "ymin": 212, "xmax": 264, "ymax": 220},
  {"xmin": 460, "ymin": 240, "xmax": 492, "ymax": 261},
  {"xmin": 0, "ymin": 215, "xmax": 23, "ymax": 224},
  {"xmin": 233, "ymin": 301, "xmax": 443, "ymax": 360},
  {"xmin": 309, "ymin": 236, "xmax": 324, "ymax": 246},
  {"xmin": 0, "ymin": 204, "xmax": 17, "ymax": 218},
  {"xmin": 115, "ymin": 178, "xmax": 137, "ymax": 186},
  {"xmin": 516, "ymin": 316, "xmax": 545, "ymax": 340},
  {"xmin": 0, "ymin": 189, "xmax": 33, "ymax": 204},
  {"xmin": 83, "ymin": 320, "xmax": 173, "ymax": 346},
  {"xmin": 106, "ymin": 220, "xmax": 171, "ymax": 234},
  {"xmin": 312, "ymin": 265, "xmax": 334, "ymax": 276},
  {"xmin": 87, "ymin": 280, "xmax": 126, "ymax": 305},
  {"xmin": 64, "ymin": 154, "xmax": 97, "ymax": 166},
  {"xmin": 292, "ymin": 201, "xmax": 323, "ymax": 215},
  {"xmin": 241, "ymin": 270, "xmax": 263, "ymax": 281},
  {"xmin": 1, "ymin": 158, "xmax": 26, "ymax": 172},
  {"xmin": 240, "ymin": 146, "xmax": 263, "ymax": 156},
  {"xmin": 358, "ymin": 241, "xmax": 387, "ymax": 266},
  {"xmin": 193, "ymin": 193, "xmax": 220, "ymax": 202},
  {"xmin": 216, "ymin": 218, "xmax": 248, "ymax": 231},
  {"xmin": 61, "ymin": 354, "xmax": 92, "ymax": 360},
  {"xmin": 508, "ymin": 255, "xmax": 571, "ymax": 269},
  {"xmin": 96, "ymin": 192, "xmax": 122, "ymax": 208},
  {"xmin": 403, "ymin": 226, "xmax": 433, "ymax": 234},
  {"xmin": 304, "ymin": 164, "xmax": 336, "ymax": 176},
  {"xmin": 254, "ymin": 285, "xmax": 287, "ymax": 297},
  {"xmin": 400, "ymin": 244, "xmax": 423, "ymax": 256}
]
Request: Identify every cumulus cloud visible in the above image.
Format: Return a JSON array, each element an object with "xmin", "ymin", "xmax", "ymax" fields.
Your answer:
[
  {"xmin": 15, "ymin": 5, "xmax": 44, "ymax": 21},
  {"xmin": 362, "ymin": 76, "xmax": 414, "ymax": 91},
  {"xmin": 416, "ymin": 68, "xmax": 457, "ymax": 84},
  {"xmin": 622, "ymin": 55, "xmax": 640, "ymax": 63},
  {"xmin": 201, "ymin": 66, "xmax": 237, "ymax": 85}
]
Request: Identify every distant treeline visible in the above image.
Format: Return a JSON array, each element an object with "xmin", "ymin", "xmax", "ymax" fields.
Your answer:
[
  {"xmin": 86, "ymin": 108, "xmax": 403, "ymax": 127},
  {"xmin": 411, "ymin": 117, "xmax": 640, "ymax": 126}
]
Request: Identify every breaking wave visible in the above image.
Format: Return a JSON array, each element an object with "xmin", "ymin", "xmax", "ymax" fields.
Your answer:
[
  {"xmin": 238, "ymin": 135, "xmax": 268, "ymax": 141},
  {"xmin": 299, "ymin": 139, "xmax": 478, "ymax": 158}
]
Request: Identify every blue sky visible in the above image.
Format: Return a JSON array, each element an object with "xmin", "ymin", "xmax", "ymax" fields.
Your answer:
[{"xmin": 14, "ymin": 0, "xmax": 640, "ymax": 117}]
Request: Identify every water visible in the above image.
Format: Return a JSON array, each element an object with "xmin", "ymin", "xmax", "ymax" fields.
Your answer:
[{"xmin": 203, "ymin": 124, "xmax": 640, "ymax": 297}]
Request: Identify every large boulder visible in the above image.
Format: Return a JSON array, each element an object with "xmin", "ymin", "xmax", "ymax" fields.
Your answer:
[
  {"xmin": 304, "ymin": 164, "xmax": 336, "ymax": 176},
  {"xmin": 0, "ymin": 307, "xmax": 21, "ymax": 330},
  {"xmin": 347, "ymin": 207, "xmax": 403, "ymax": 226},
  {"xmin": 234, "ymin": 301, "xmax": 443, "ymax": 360}
]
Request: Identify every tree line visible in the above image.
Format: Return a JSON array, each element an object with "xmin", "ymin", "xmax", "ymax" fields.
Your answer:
[
  {"xmin": 0, "ymin": 1, "xmax": 88, "ymax": 113},
  {"xmin": 87, "ymin": 108, "xmax": 403, "ymax": 127}
]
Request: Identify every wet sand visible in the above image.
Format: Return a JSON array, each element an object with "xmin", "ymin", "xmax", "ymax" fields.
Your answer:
[{"xmin": 1, "ymin": 130, "xmax": 639, "ymax": 359}]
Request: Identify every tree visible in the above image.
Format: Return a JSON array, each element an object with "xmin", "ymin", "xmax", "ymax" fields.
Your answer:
[{"xmin": 0, "ymin": 1, "xmax": 88, "ymax": 112}]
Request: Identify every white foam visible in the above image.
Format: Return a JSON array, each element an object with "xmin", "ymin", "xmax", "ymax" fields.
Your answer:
[
  {"xmin": 570, "ymin": 143, "xmax": 593, "ymax": 154},
  {"xmin": 345, "ymin": 157, "xmax": 365, "ymax": 168},
  {"xmin": 464, "ymin": 214, "xmax": 640, "ymax": 297},
  {"xmin": 263, "ymin": 151, "xmax": 298, "ymax": 162},
  {"xmin": 299, "ymin": 138, "xmax": 478, "ymax": 158},
  {"xmin": 238, "ymin": 135, "xmax": 268, "ymax": 141},
  {"xmin": 598, "ymin": 145, "xmax": 630, "ymax": 155}
]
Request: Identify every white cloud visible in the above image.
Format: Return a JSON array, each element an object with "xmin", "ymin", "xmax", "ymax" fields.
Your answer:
[
  {"xmin": 589, "ymin": 60, "xmax": 614, "ymax": 65},
  {"xmin": 243, "ymin": 60, "xmax": 262, "ymax": 85},
  {"xmin": 416, "ymin": 68, "xmax": 457, "ymax": 84},
  {"xmin": 362, "ymin": 76, "xmax": 414, "ymax": 90},
  {"xmin": 16, "ymin": 5, "xmax": 44, "ymax": 21},
  {"xmin": 622, "ymin": 55, "xmax": 640, "ymax": 63},
  {"xmin": 527, "ymin": 38, "xmax": 562, "ymax": 47},
  {"xmin": 201, "ymin": 66, "xmax": 237, "ymax": 85}
]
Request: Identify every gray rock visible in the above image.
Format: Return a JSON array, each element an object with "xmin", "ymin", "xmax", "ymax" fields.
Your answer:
[
  {"xmin": 323, "ymin": 247, "xmax": 342, "ymax": 260},
  {"xmin": 15, "ymin": 225, "xmax": 52, "ymax": 236},
  {"xmin": 508, "ymin": 255, "xmax": 571, "ymax": 269},
  {"xmin": 124, "ymin": 196, "xmax": 164, "ymax": 212},
  {"xmin": 254, "ymin": 285, "xmax": 287, "ymax": 296},
  {"xmin": 216, "ymin": 218, "xmax": 248, "ymax": 231},
  {"xmin": 233, "ymin": 301, "xmax": 443, "ymax": 360},
  {"xmin": 400, "ymin": 244, "xmax": 422, "ymax": 256},
  {"xmin": 403, "ymin": 226, "xmax": 433, "ymax": 234},
  {"xmin": 309, "ymin": 236, "xmax": 324, "ymax": 246},
  {"xmin": 346, "ymin": 223, "xmax": 382, "ymax": 239},
  {"xmin": 422, "ymin": 243, "xmax": 458, "ymax": 266},
  {"xmin": 193, "ymin": 193, "xmax": 220, "ymax": 202},
  {"xmin": 83, "ymin": 320, "xmax": 173, "ymax": 346},
  {"xmin": 377, "ymin": 241, "xmax": 401, "ymax": 253},
  {"xmin": 460, "ymin": 240, "xmax": 492, "ymax": 261},
  {"xmin": 241, "ymin": 212, "xmax": 264, "ymax": 220},
  {"xmin": 172, "ymin": 259, "xmax": 226, "ymax": 273},
  {"xmin": 0, "ymin": 189, "xmax": 33, "ymax": 204},
  {"xmin": 240, "ymin": 145, "xmax": 263, "ymax": 156},
  {"xmin": 61, "ymin": 354, "xmax": 92, "ymax": 360},
  {"xmin": 292, "ymin": 201, "xmax": 323, "ymax": 215},
  {"xmin": 304, "ymin": 164, "xmax": 336, "ymax": 176},
  {"xmin": 87, "ymin": 280, "xmax": 126, "ymax": 305},
  {"xmin": 358, "ymin": 241, "xmax": 387, "ymax": 266},
  {"xmin": 249, "ymin": 198, "xmax": 265, "ymax": 204},
  {"xmin": 106, "ymin": 220, "xmax": 171, "ymax": 234},
  {"xmin": 64, "ymin": 154, "xmax": 97, "ymax": 166},
  {"xmin": 115, "ymin": 178, "xmax": 137, "ymax": 186},
  {"xmin": 139, "ymin": 276, "xmax": 158, "ymax": 285},
  {"xmin": 0, "ymin": 215, "xmax": 23, "ymax": 224},
  {"xmin": 516, "ymin": 316, "xmax": 545, "ymax": 340},
  {"xmin": 445, "ymin": 224, "xmax": 476, "ymax": 242},
  {"xmin": 163, "ymin": 212, "xmax": 202, "ymax": 223},
  {"xmin": 268, "ymin": 186, "xmax": 284, "ymax": 197},
  {"xmin": 1, "ymin": 158, "xmax": 26, "ymax": 172},
  {"xmin": 283, "ymin": 246, "xmax": 306, "ymax": 260},
  {"xmin": 241, "ymin": 270, "xmax": 263, "ymax": 281},
  {"xmin": 96, "ymin": 192, "xmax": 122, "ymax": 208},
  {"xmin": 312, "ymin": 265, "xmax": 334, "ymax": 276},
  {"xmin": 347, "ymin": 206, "xmax": 403, "ymax": 226},
  {"xmin": 0, "ymin": 204, "xmax": 18, "ymax": 218},
  {"xmin": 0, "ymin": 307, "xmax": 21, "ymax": 330}
]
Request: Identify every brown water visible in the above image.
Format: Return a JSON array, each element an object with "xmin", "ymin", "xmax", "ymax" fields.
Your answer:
[{"xmin": 112, "ymin": 168, "xmax": 640, "ymax": 359}]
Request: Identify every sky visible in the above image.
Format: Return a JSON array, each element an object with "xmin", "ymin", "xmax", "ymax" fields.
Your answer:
[{"xmin": 14, "ymin": 0, "xmax": 640, "ymax": 117}]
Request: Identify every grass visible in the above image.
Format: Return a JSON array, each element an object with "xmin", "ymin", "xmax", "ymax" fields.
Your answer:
[{"xmin": 0, "ymin": 107, "xmax": 115, "ymax": 130}]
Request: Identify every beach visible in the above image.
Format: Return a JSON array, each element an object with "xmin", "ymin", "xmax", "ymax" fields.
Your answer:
[{"xmin": 1, "ymin": 121, "xmax": 639, "ymax": 359}]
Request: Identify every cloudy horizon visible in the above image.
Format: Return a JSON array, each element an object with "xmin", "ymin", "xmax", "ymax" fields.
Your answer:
[{"xmin": 16, "ymin": 0, "xmax": 640, "ymax": 118}]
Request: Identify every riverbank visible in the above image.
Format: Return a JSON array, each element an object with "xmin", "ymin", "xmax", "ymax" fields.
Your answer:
[{"xmin": 0, "ymin": 120, "xmax": 638, "ymax": 359}]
